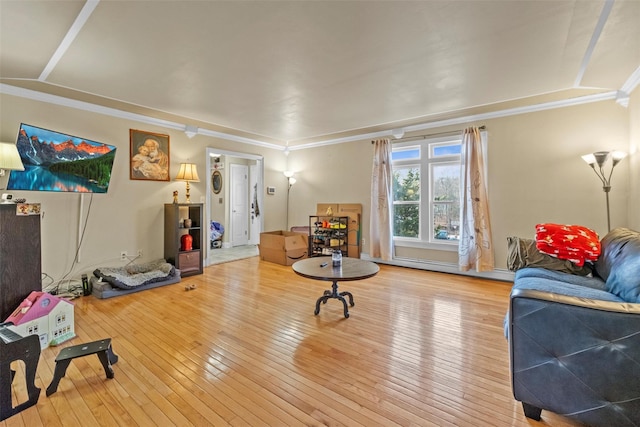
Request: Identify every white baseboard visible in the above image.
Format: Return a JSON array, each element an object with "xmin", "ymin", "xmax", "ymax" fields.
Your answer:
[{"xmin": 360, "ymin": 253, "xmax": 514, "ymax": 282}]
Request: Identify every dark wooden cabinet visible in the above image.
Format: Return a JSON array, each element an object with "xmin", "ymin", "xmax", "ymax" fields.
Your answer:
[
  {"xmin": 164, "ymin": 203, "xmax": 203, "ymax": 277},
  {"xmin": 0, "ymin": 204, "xmax": 42, "ymax": 321}
]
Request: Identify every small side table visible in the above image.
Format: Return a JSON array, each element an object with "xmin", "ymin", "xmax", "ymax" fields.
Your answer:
[{"xmin": 46, "ymin": 338, "xmax": 118, "ymax": 396}]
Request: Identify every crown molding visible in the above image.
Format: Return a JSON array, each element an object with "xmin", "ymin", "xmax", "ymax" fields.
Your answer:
[
  {"xmin": 0, "ymin": 83, "xmax": 281, "ymax": 151},
  {"xmin": 0, "ymin": 83, "xmax": 622, "ymax": 152},
  {"xmin": 301, "ymin": 90, "xmax": 619, "ymax": 148},
  {"xmin": 621, "ymin": 65, "xmax": 640, "ymax": 95}
]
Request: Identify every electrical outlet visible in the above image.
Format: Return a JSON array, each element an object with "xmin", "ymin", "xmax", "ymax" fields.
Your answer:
[
  {"xmin": 120, "ymin": 251, "xmax": 127, "ymax": 261},
  {"xmin": 137, "ymin": 249, "xmax": 143, "ymax": 257}
]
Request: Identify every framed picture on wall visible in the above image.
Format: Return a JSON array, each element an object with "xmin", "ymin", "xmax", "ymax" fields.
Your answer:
[
  {"xmin": 212, "ymin": 170, "xmax": 222, "ymax": 194},
  {"xmin": 129, "ymin": 129, "xmax": 170, "ymax": 181}
]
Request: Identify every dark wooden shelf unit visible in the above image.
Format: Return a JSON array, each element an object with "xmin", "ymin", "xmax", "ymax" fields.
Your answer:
[
  {"xmin": 0, "ymin": 204, "xmax": 42, "ymax": 321},
  {"xmin": 164, "ymin": 203, "xmax": 203, "ymax": 277}
]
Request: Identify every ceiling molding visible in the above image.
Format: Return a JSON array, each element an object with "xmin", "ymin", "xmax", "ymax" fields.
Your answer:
[
  {"xmin": 0, "ymin": 83, "xmax": 281, "ymax": 151},
  {"xmin": 298, "ymin": 91, "xmax": 619, "ymax": 149},
  {"xmin": 573, "ymin": 0, "xmax": 614, "ymax": 88},
  {"xmin": 621, "ymin": 65, "xmax": 640, "ymax": 95},
  {"xmin": 39, "ymin": 0, "xmax": 100, "ymax": 81},
  {"xmin": 0, "ymin": 83, "xmax": 622, "ymax": 152},
  {"xmin": 198, "ymin": 128, "xmax": 281, "ymax": 150}
]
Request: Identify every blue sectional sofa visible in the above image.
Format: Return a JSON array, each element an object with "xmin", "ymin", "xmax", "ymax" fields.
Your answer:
[{"xmin": 507, "ymin": 227, "xmax": 640, "ymax": 426}]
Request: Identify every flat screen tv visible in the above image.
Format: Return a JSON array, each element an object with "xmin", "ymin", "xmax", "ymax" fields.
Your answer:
[{"xmin": 7, "ymin": 123, "xmax": 117, "ymax": 193}]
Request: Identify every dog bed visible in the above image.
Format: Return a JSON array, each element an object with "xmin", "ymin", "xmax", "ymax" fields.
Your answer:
[{"xmin": 91, "ymin": 259, "xmax": 181, "ymax": 299}]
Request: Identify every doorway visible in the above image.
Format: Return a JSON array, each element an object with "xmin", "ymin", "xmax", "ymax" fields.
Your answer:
[{"xmin": 205, "ymin": 147, "xmax": 264, "ymax": 267}]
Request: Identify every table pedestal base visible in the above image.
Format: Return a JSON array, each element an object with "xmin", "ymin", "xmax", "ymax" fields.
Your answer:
[{"xmin": 315, "ymin": 281, "xmax": 354, "ymax": 318}]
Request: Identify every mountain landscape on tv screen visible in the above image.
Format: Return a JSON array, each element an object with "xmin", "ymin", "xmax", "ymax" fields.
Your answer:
[{"xmin": 7, "ymin": 124, "xmax": 117, "ymax": 193}]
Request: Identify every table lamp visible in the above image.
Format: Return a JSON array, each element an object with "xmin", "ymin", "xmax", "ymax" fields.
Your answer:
[
  {"xmin": 0, "ymin": 142, "xmax": 25, "ymax": 176},
  {"xmin": 175, "ymin": 163, "xmax": 200, "ymax": 203}
]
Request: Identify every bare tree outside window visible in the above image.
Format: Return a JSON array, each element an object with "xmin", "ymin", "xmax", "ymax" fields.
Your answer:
[{"xmin": 432, "ymin": 163, "xmax": 460, "ymax": 241}]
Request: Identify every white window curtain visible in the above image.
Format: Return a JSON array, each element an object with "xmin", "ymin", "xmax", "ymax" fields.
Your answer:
[
  {"xmin": 459, "ymin": 127, "xmax": 494, "ymax": 272},
  {"xmin": 370, "ymin": 139, "xmax": 393, "ymax": 261}
]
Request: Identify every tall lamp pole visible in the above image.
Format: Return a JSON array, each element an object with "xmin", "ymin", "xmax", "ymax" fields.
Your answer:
[
  {"xmin": 284, "ymin": 171, "xmax": 296, "ymax": 230},
  {"xmin": 581, "ymin": 150, "xmax": 627, "ymax": 232}
]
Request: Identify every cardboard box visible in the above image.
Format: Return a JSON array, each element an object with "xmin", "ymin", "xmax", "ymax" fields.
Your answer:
[
  {"xmin": 316, "ymin": 203, "xmax": 339, "ymax": 216},
  {"xmin": 339, "ymin": 205, "xmax": 362, "ymax": 258},
  {"xmin": 337, "ymin": 203, "xmax": 362, "ymax": 216},
  {"xmin": 5, "ymin": 291, "xmax": 75, "ymax": 349},
  {"xmin": 347, "ymin": 244, "xmax": 361, "ymax": 259},
  {"xmin": 259, "ymin": 230, "xmax": 309, "ymax": 265}
]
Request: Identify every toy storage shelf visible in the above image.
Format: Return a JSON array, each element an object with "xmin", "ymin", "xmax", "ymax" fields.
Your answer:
[{"xmin": 308, "ymin": 215, "xmax": 349, "ymax": 258}]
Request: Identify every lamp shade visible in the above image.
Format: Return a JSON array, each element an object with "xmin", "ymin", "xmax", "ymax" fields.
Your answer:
[
  {"xmin": 581, "ymin": 153, "xmax": 596, "ymax": 165},
  {"xmin": 175, "ymin": 163, "xmax": 200, "ymax": 182},
  {"xmin": 581, "ymin": 149, "xmax": 627, "ymax": 232},
  {"xmin": 592, "ymin": 151, "xmax": 611, "ymax": 167},
  {"xmin": 611, "ymin": 151, "xmax": 627, "ymax": 166},
  {"xmin": 0, "ymin": 142, "xmax": 25, "ymax": 171}
]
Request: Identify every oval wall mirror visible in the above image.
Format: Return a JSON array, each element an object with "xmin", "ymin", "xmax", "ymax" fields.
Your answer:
[{"xmin": 212, "ymin": 170, "xmax": 222, "ymax": 194}]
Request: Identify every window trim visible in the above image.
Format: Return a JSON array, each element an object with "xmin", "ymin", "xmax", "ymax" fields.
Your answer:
[
  {"xmin": 392, "ymin": 135, "xmax": 462, "ymax": 249},
  {"xmin": 391, "ymin": 131, "xmax": 488, "ymax": 251}
]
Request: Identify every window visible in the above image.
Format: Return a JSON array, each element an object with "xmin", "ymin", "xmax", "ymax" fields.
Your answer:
[{"xmin": 392, "ymin": 137, "xmax": 462, "ymax": 246}]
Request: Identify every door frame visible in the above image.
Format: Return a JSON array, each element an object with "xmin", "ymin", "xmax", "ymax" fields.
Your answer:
[{"xmin": 205, "ymin": 147, "xmax": 264, "ymax": 266}]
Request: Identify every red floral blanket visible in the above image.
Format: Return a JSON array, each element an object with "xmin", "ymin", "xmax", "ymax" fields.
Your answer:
[{"xmin": 535, "ymin": 223, "xmax": 601, "ymax": 266}]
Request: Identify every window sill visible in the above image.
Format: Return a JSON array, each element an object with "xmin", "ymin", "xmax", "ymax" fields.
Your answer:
[{"xmin": 394, "ymin": 238, "xmax": 459, "ymax": 252}]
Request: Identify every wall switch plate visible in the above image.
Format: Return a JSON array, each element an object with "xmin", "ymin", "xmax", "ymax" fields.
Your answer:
[{"xmin": 266, "ymin": 186, "xmax": 275, "ymax": 195}]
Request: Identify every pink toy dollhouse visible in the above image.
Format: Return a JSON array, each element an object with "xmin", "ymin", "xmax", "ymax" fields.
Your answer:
[{"xmin": 5, "ymin": 292, "xmax": 75, "ymax": 349}]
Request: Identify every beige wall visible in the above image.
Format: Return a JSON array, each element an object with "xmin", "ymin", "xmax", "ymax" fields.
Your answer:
[
  {"xmin": 1, "ymin": 89, "xmax": 636, "ymax": 283},
  {"xmin": 628, "ymin": 88, "xmax": 640, "ymax": 231},
  {"xmin": 0, "ymin": 93, "xmax": 287, "ymax": 281},
  {"xmin": 288, "ymin": 98, "xmax": 633, "ymax": 272}
]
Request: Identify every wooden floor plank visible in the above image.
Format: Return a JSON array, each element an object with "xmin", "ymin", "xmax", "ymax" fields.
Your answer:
[{"xmin": 1, "ymin": 257, "xmax": 581, "ymax": 426}]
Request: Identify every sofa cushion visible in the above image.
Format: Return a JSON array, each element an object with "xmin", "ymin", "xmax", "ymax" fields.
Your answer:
[
  {"xmin": 595, "ymin": 228, "xmax": 640, "ymax": 302},
  {"xmin": 512, "ymin": 276, "xmax": 624, "ymax": 303},
  {"xmin": 507, "ymin": 237, "xmax": 593, "ymax": 276},
  {"xmin": 514, "ymin": 267, "xmax": 606, "ymax": 291}
]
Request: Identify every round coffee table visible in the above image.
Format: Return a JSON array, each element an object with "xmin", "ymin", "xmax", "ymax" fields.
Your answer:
[{"xmin": 292, "ymin": 257, "xmax": 379, "ymax": 318}]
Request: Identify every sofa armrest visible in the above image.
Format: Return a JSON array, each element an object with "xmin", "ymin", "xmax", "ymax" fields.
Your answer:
[{"xmin": 509, "ymin": 289, "xmax": 640, "ymax": 425}]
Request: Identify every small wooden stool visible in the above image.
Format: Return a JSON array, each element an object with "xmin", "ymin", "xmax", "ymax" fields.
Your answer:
[{"xmin": 46, "ymin": 338, "xmax": 118, "ymax": 396}]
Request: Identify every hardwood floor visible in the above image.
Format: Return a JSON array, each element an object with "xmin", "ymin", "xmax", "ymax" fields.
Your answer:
[{"xmin": 3, "ymin": 257, "xmax": 581, "ymax": 426}]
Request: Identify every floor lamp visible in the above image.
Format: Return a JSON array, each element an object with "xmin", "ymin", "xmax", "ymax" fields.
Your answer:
[
  {"xmin": 284, "ymin": 171, "xmax": 296, "ymax": 230},
  {"xmin": 581, "ymin": 150, "xmax": 627, "ymax": 232}
]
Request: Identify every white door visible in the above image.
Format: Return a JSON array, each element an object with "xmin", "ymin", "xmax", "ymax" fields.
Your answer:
[{"xmin": 230, "ymin": 164, "xmax": 249, "ymax": 246}]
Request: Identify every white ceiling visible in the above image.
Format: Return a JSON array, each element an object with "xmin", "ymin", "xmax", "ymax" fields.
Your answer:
[{"xmin": 1, "ymin": 0, "xmax": 639, "ymax": 147}]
